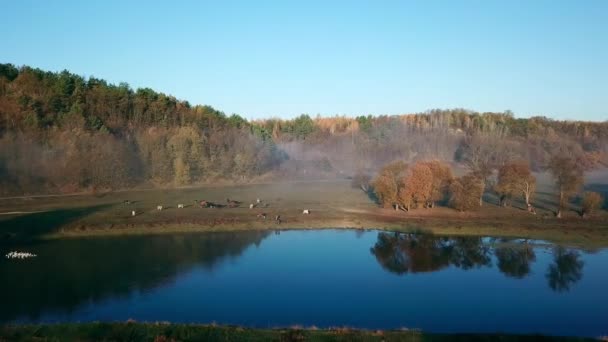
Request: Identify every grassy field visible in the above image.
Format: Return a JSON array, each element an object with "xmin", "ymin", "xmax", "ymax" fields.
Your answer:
[
  {"xmin": 1, "ymin": 171, "xmax": 608, "ymax": 248},
  {"xmin": 0, "ymin": 322, "xmax": 597, "ymax": 342}
]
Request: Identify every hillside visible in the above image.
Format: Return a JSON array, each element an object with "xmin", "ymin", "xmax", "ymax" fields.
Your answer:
[{"xmin": 1, "ymin": 63, "xmax": 607, "ymax": 195}]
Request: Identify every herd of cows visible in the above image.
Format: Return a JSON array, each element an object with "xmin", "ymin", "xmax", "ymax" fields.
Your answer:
[{"xmin": 123, "ymin": 198, "xmax": 312, "ymax": 224}]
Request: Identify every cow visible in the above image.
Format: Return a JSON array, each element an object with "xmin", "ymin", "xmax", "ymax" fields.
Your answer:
[
  {"xmin": 157, "ymin": 205, "xmax": 163, "ymax": 211},
  {"xmin": 302, "ymin": 209, "xmax": 310, "ymax": 214},
  {"xmin": 178, "ymin": 204, "xmax": 184, "ymax": 209},
  {"xmin": 123, "ymin": 200, "xmax": 131, "ymax": 205},
  {"xmin": 249, "ymin": 203, "xmax": 255, "ymax": 209},
  {"xmin": 256, "ymin": 198, "xmax": 261, "ymax": 204},
  {"xmin": 275, "ymin": 215, "xmax": 282, "ymax": 224},
  {"xmin": 131, "ymin": 210, "xmax": 136, "ymax": 216},
  {"xmin": 257, "ymin": 213, "xmax": 267, "ymax": 219}
]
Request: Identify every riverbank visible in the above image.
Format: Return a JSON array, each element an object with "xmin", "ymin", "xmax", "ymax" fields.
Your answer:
[
  {"xmin": 46, "ymin": 216, "xmax": 608, "ymax": 249},
  {"xmin": 0, "ymin": 322, "xmax": 597, "ymax": 341},
  {"xmin": 2, "ymin": 180, "xmax": 608, "ymax": 248}
]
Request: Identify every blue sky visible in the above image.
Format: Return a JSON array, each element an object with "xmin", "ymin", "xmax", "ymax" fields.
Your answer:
[{"xmin": 2, "ymin": 0, "xmax": 607, "ymax": 121}]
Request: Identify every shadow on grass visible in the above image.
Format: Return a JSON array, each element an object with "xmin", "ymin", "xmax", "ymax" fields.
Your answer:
[
  {"xmin": 530, "ymin": 191, "xmax": 560, "ymax": 213},
  {"xmin": 366, "ymin": 187, "xmax": 380, "ymax": 205},
  {"xmin": 0, "ymin": 204, "xmax": 112, "ymax": 245}
]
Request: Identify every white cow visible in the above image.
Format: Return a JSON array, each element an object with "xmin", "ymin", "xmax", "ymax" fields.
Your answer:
[
  {"xmin": 302, "ymin": 209, "xmax": 310, "ymax": 214},
  {"xmin": 157, "ymin": 205, "xmax": 163, "ymax": 211},
  {"xmin": 178, "ymin": 204, "xmax": 184, "ymax": 209},
  {"xmin": 249, "ymin": 203, "xmax": 255, "ymax": 209},
  {"xmin": 131, "ymin": 210, "xmax": 136, "ymax": 216}
]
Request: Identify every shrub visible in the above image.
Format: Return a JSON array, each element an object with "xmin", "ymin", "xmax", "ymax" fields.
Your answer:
[{"xmin": 581, "ymin": 191, "xmax": 603, "ymax": 218}]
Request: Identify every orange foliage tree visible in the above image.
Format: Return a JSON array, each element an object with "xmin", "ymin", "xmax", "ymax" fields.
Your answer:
[
  {"xmin": 419, "ymin": 160, "xmax": 453, "ymax": 208},
  {"xmin": 449, "ymin": 173, "xmax": 484, "ymax": 212},
  {"xmin": 495, "ymin": 161, "xmax": 536, "ymax": 209},
  {"xmin": 372, "ymin": 161, "xmax": 407, "ymax": 208},
  {"xmin": 398, "ymin": 163, "xmax": 433, "ymax": 211}
]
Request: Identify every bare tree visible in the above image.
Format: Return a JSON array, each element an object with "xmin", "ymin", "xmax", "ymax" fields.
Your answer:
[{"xmin": 351, "ymin": 170, "xmax": 371, "ymax": 192}]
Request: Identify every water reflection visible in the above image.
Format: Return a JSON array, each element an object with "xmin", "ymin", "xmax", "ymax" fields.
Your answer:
[
  {"xmin": 0, "ymin": 231, "xmax": 269, "ymax": 321},
  {"xmin": 0, "ymin": 229, "xmax": 599, "ymax": 332},
  {"xmin": 370, "ymin": 232, "xmax": 491, "ymax": 274},
  {"xmin": 370, "ymin": 232, "xmax": 585, "ymax": 292},
  {"xmin": 495, "ymin": 241, "xmax": 536, "ymax": 279},
  {"xmin": 546, "ymin": 247, "xmax": 584, "ymax": 292}
]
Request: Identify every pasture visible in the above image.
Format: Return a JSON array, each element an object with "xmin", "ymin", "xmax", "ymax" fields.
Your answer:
[{"xmin": 1, "ymin": 170, "xmax": 608, "ymax": 248}]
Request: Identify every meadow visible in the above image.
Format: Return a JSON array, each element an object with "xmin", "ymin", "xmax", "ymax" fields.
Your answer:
[{"xmin": 1, "ymin": 169, "xmax": 608, "ymax": 248}]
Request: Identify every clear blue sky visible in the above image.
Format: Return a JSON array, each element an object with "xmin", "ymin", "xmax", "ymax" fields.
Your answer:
[{"xmin": 2, "ymin": 0, "xmax": 607, "ymax": 121}]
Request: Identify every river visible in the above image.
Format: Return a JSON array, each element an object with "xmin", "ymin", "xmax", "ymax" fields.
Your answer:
[{"xmin": 1, "ymin": 229, "xmax": 606, "ymax": 337}]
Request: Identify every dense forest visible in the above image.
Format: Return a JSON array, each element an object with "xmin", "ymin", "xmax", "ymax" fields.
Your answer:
[{"xmin": 1, "ymin": 63, "xmax": 607, "ymax": 195}]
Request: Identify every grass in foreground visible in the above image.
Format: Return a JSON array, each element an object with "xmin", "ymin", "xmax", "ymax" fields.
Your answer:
[{"xmin": 0, "ymin": 323, "xmax": 597, "ymax": 342}]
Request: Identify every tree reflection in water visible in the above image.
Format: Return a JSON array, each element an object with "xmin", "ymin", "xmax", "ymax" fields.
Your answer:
[
  {"xmin": 0, "ymin": 231, "xmax": 270, "ymax": 322},
  {"xmin": 369, "ymin": 232, "xmax": 491, "ymax": 274},
  {"xmin": 494, "ymin": 240, "xmax": 536, "ymax": 279},
  {"xmin": 370, "ymin": 232, "xmax": 585, "ymax": 292},
  {"xmin": 545, "ymin": 247, "xmax": 584, "ymax": 292}
]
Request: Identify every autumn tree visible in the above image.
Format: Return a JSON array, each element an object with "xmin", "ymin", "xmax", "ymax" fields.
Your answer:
[
  {"xmin": 372, "ymin": 161, "xmax": 407, "ymax": 208},
  {"xmin": 168, "ymin": 126, "xmax": 201, "ymax": 185},
  {"xmin": 449, "ymin": 173, "xmax": 484, "ymax": 212},
  {"xmin": 398, "ymin": 162, "xmax": 433, "ymax": 211},
  {"xmin": 581, "ymin": 191, "xmax": 603, "ymax": 218},
  {"xmin": 458, "ymin": 135, "xmax": 497, "ymax": 206},
  {"xmin": 419, "ymin": 160, "xmax": 453, "ymax": 208},
  {"xmin": 547, "ymin": 155, "xmax": 584, "ymax": 218},
  {"xmin": 495, "ymin": 161, "xmax": 536, "ymax": 209}
]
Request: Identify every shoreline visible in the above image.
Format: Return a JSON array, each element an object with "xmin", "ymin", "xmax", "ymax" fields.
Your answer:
[
  {"xmin": 42, "ymin": 215, "xmax": 608, "ymax": 249},
  {"xmin": 0, "ymin": 322, "xmax": 597, "ymax": 341}
]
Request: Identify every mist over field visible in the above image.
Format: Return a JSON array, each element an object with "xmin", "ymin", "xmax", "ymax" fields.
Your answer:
[{"xmin": 0, "ymin": 64, "xmax": 607, "ymax": 196}]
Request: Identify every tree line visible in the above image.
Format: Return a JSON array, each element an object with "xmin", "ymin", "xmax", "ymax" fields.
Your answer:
[
  {"xmin": 360, "ymin": 157, "xmax": 603, "ymax": 218},
  {"xmin": 0, "ymin": 64, "xmax": 285, "ymax": 194},
  {"xmin": 1, "ymin": 63, "xmax": 608, "ymax": 195}
]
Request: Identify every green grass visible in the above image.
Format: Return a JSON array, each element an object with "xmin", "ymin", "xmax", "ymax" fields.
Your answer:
[{"xmin": 0, "ymin": 322, "xmax": 596, "ymax": 342}]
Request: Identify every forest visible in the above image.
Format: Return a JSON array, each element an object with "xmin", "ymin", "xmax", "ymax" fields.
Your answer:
[{"xmin": 1, "ymin": 63, "xmax": 607, "ymax": 197}]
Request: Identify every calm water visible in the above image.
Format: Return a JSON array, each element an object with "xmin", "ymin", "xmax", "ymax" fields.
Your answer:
[{"xmin": 1, "ymin": 230, "xmax": 607, "ymax": 337}]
